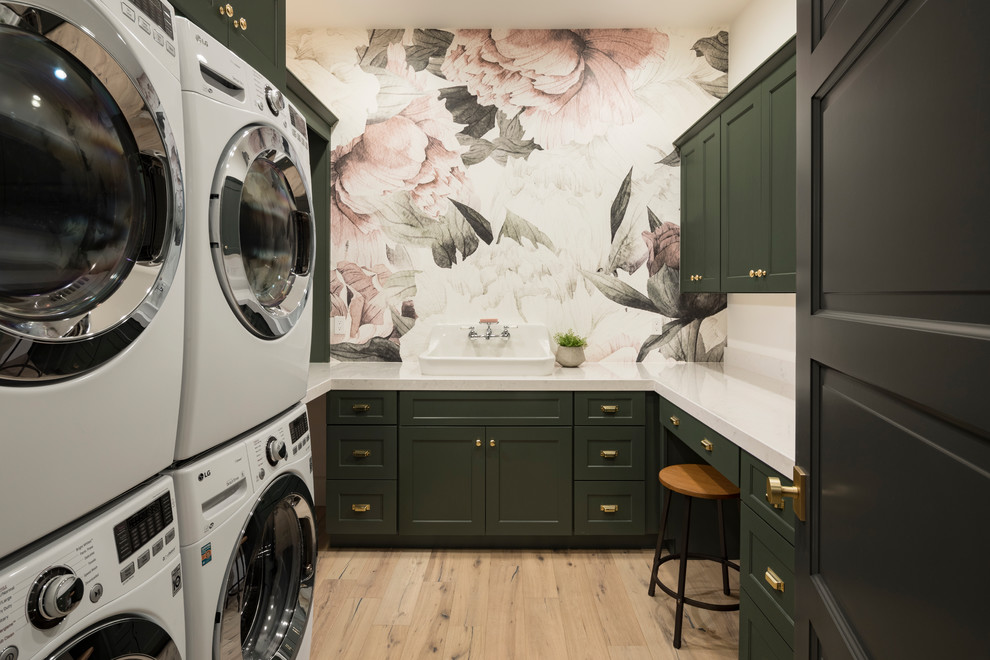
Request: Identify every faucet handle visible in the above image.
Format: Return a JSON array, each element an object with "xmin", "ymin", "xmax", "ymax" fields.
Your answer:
[{"xmin": 479, "ymin": 318, "xmax": 499, "ymax": 324}]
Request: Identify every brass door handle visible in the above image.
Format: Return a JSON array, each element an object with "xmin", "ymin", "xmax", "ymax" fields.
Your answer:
[
  {"xmin": 352, "ymin": 403, "xmax": 371, "ymax": 413},
  {"xmin": 351, "ymin": 504, "xmax": 371, "ymax": 513},
  {"xmin": 765, "ymin": 567, "xmax": 784, "ymax": 592},
  {"xmin": 669, "ymin": 415, "xmax": 680, "ymax": 427},
  {"xmin": 601, "ymin": 405, "xmax": 619, "ymax": 414},
  {"xmin": 490, "ymin": 439, "xmax": 496, "ymax": 447},
  {"xmin": 766, "ymin": 466, "xmax": 808, "ymax": 521},
  {"xmin": 600, "ymin": 450, "xmax": 619, "ymax": 459},
  {"xmin": 476, "ymin": 439, "xmax": 482, "ymax": 447},
  {"xmin": 600, "ymin": 504, "xmax": 619, "ymax": 513},
  {"xmin": 700, "ymin": 438, "xmax": 713, "ymax": 452},
  {"xmin": 352, "ymin": 450, "xmax": 371, "ymax": 459}
]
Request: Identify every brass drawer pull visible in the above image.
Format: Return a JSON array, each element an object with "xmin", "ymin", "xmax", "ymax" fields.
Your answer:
[
  {"xmin": 601, "ymin": 404, "xmax": 619, "ymax": 414},
  {"xmin": 765, "ymin": 567, "xmax": 784, "ymax": 592},
  {"xmin": 352, "ymin": 403, "xmax": 371, "ymax": 413},
  {"xmin": 351, "ymin": 504, "xmax": 371, "ymax": 513},
  {"xmin": 669, "ymin": 415, "xmax": 680, "ymax": 427},
  {"xmin": 701, "ymin": 438, "xmax": 713, "ymax": 452},
  {"xmin": 352, "ymin": 450, "xmax": 371, "ymax": 459},
  {"xmin": 600, "ymin": 504, "xmax": 619, "ymax": 513},
  {"xmin": 600, "ymin": 450, "xmax": 619, "ymax": 459}
]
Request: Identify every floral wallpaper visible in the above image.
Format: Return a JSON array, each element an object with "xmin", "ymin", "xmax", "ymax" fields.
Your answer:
[{"xmin": 288, "ymin": 28, "xmax": 729, "ymax": 363}]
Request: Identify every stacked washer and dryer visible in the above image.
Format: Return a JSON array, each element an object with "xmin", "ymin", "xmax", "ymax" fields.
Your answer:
[{"xmin": 0, "ymin": 2, "xmax": 319, "ymax": 659}]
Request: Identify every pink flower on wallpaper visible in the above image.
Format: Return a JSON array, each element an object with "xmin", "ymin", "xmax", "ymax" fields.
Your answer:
[
  {"xmin": 330, "ymin": 261, "xmax": 394, "ymax": 342},
  {"xmin": 332, "ymin": 43, "xmax": 466, "ymax": 235},
  {"xmin": 441, "ymin": 29, "xmax": 668, "ymax": 149},
  {"xmin": 642, "ymin": 221, "xmax": 680, "ymax": 275}
]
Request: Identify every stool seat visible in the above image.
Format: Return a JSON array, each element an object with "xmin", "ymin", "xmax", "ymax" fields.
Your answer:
[{"xmin": 658, "ymin": 463, "xmax": 739, "ymax": 500}]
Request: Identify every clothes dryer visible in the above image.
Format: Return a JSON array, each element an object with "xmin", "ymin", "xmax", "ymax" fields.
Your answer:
[
  {"xmin": 173, "ymin": 18, "xmax": 315, "ymax": 460},
  {"xmin": 0, "ymin": 0, "xmax": 185, "ymax": 559},
  {"xmin": 0, "ymin": 475, "xmax": 185, "ymax": 659},
  {"xmin": 172, "ymin": 403, "xmax": 316, "ymax": 660}
]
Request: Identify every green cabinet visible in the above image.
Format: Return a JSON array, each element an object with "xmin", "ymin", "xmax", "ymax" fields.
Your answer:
[
  {"xmin": 675, "ymin": 38, "xmax": 796, "ymax": 294},
  {"xmin": 398, "ymin": 425, "xmax": 572, "ymax": 536},
  {"xmin": 680, "ymin": 118, "xmax": 722, "ymax": 292},
  {"xmin": 171, "ymin": 0, "xmax": 285, "ymax": 86}
]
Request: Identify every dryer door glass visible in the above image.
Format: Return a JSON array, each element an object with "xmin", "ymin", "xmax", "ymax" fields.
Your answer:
[
  {"xmin": 46, "ymin": 615, "xmax": 181, "ymax": 659},
  {"xmin": 213, "ymin": 126, "xmax": 314, "ymax": 339},
  {"xmin": 0, "ymin": 5, "xmax": 183, "ymax": 383},
  {"xmin": 216, "ymin": 473, "xmax": 317, "ymax": 660}
]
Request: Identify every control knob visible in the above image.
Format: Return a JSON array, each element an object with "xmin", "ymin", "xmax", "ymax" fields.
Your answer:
[
  {"xmin": 266, "ymin": 436, "xmax": 287, "ymax": 466},
  {"xmin": 264, "ymin": 86, "xmax": 285, "ymax": 116},
  {"xmin": 28, "ymin": 567, "xmax": 84, "ymax": 629}
]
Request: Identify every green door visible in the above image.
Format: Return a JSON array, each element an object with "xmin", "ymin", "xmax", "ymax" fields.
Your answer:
[
  {"xmin": 680, "ymin": 118, "xmax": 721, "ymax": 293},
  {"xmin": 399, "ymin": 426, "xmax": 485, "ymax": 535},
  {"xmin": 761, "ymin": 55, "xmax": 796, "ymax": 292},
  {"xmin": 227, "ymin": 0, "xmax": 285, "ymax": 86},
  {"xmin": 721, "ymin": 85, "xmax": 763, "ymax": 292},
  {"xmin": 170, "ymin": 0, "xmax": 228, "ymax": 44},
  {"xmin": 486, "ymin": 427, "xmax": 572, "ymax": 535}
]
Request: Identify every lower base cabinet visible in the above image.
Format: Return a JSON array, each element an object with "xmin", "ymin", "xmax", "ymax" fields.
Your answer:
[
  {"xmin": 325, "ymin": 480, "xmax": 397, "ymax": 534},
  {"xmin": 739, "ymin": 588, "xmax": 793, "ymax": 660}
]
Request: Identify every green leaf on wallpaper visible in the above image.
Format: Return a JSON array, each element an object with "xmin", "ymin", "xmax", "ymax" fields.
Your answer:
[
  {"xmin": 457, "ymin": 135, "xmax": 497, "ymax": 166},
  {"xmin": 405, "ymin": 29, "xmax": 454, "ymax": 72},
  {"xmin": 580, "ymin": 270, "xmax": 661, "ymax": 314},
  {"xmin": 657, "ymin": 151, "xmax": 680, "ymax": 167},
  {"xmin": 431, "ymin": 209, "xmax": 480, "ymax": 268},
  {"xmin": 381, "ymin": 270, "xmax": 419, "ymax": 302},
  {"xmin": 497, "ymin": 211, "xmax": 556, "ymax": 252},
  {"xmin": 661, "ymin": 318, "xmax": 703, "ymax": 362},
  {"xmin": 451, "ymin": 200, "xmax": 494, "ymax": 244},
  {"xmin": 647, "ymin": 207, "xmax": 662, "ymax": 231},
  {"xmin": 329, "ymin": 337, "xmax": 402, "ymax": 362},
  {"xmin": 691, "ymin": 31, "xmax": 729, "ymax": 73},
  {"xmin": 646, "ymin": 265, "xmax": 682, "ymax": 318},
  {"xmin": 610, "ymin": 167, "xmax": 633, "ymax": 241},
  {"xmin": 440, "ymin": 87, "xmax": 497, "ymax": 139},
  {"xmin": 377, "ymin": 194, "xmax": 479, "ymax": 268},
  {"xmin": 363, "ymin": 68, "xmax": 423, "ymax": 124},
  {"xmin": 359, "ymin": 29, "xmax": 404, "ymax": 68},
  {"xmin": 389, "ymin": 304, "xmax": 416, "ymax": 337},
  {"xmin": 693, "ymin": 73, "xmax": 728, "ymax": 99},
  {"xmin": 386, "ymin": 244, "xmax": 414, "ymax": 270},
  {"xmin": 636, "ymin": 318, "xmax": 689, "ymax": 362},
  {"xmin": 490, "ymin": 111, "xmax": 542, "ymax": 163}
]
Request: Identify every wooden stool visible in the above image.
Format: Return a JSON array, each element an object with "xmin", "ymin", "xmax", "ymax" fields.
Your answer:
[{"xmin": 648, "ymin": 463, "xmax": 740, "ymax": 648}]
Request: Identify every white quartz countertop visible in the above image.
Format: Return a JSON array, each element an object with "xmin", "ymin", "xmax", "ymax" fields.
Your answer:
[{"xmin": 307, "ymin": 360, "xmax": 796, "ymax": 476}]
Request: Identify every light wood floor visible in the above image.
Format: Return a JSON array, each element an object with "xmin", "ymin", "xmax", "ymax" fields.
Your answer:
[{"xmin": 311, "ymin": 540, "xmax": 739, "ymax": 659}]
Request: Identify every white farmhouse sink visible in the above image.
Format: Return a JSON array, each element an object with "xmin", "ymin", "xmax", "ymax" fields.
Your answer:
[{"xmin": 419, "ymin": 323, "xmax": 556, "ymax": 376}]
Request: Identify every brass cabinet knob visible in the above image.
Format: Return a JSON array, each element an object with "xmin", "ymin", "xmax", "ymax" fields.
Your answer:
[
  {"xmin": 352, "ymin": 403, "xmax": 371, "ymax": 413},
  {"xmin": 476, "ymin": 438, "xmax": 482, "ymax": 447},
  {"xmin": 352, "ymin": 450, "xmax": 371, "ymax": 459},
  {"xmin": 669, "ymin": 415, "xmax": 680, "ymax": 427},
  {"xmin": 351, "ymin": 504, "xmax": 371, "ymax": 513},
  {"xmin": 600, "ymin": 504, "xmax": 619, "ymax": 513},
  {"xmin": 749, "ymin": 269, "xmax": 756, "ymax": 278},
  {"xmin": 490, "ymin": 439, "xmax": 496, "ymax": 447},
  {"xmin": 600, "ymin": 450, "xmax": 619, "ymax": 459},
  {"xmin": 225, "ymin": 3, "xmax": 233, "ymax": 17},
  {"xmin": 238, "ymin": 17, "xmax": 246, "ymax": 30},
  {"xmin": 765, "ymin": 567, "xmax": 784, "ymax": 592},
  {"xmin": 700, "ymin": 438, "xmax": 713, "ymax": 452}
]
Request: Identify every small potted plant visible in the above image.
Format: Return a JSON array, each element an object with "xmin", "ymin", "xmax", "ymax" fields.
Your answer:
[{"xmin": 553, "ymin": 329, "xmax": 587, "ymax": 368}]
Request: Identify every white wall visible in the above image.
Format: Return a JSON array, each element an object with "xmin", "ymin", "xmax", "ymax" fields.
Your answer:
[{"xmin": 724, "ymin": 0, "xmax": 796, "ymax": 383}]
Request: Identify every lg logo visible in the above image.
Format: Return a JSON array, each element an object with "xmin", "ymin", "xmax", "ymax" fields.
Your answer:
[
  {"xmin": 194, "ymin": 34, "xmax": 209, "ymax": 47},
  {"xmin": 198, "ymin": 469, "xmax": 212, "ymax": 481}
]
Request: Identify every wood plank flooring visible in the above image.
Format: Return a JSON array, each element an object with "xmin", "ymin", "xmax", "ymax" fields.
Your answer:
[{"xmin": 311, "ymin": 537, "xmax": 739, "ymax": 659}]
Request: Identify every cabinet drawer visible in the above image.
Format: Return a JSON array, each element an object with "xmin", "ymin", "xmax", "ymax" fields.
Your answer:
[
  {"xmin": 574, "ymin": 427, "xmax": 645, "ymax": 480},
  {"xmin": 574, "ymin": 481, "xmax": 645, "ymax": 535},
  {"xmin": 741, "ymin": 452, "xmax": 795, "ymax": 543},
  {"xmin": 574, "ymin": 392, "xmax": 645, "ymax": 425},
  {"xmin": 399, "ymin": 391, "xmax": 571, "ymax": 426},
  {"xmin": 739, "ymin": 587, "xmax": 793, "ymax": 659},
  {"xmin": 325, "ymin": 480, "xmax": 396, "ymax": 534},
  {"xmin": 327, "ymin": 426, "xmax": 397, "ymax": 479},
  {"xmin": 741, "ymin": 505, "xmax": 795, "ymax": 637},
  {"xmin": 661, "ymin": 400, "xmax": 739, "ymax": 484},
  {"xmin": 328, "ymin": 391, "xmax": 397, "ymax": 424}
]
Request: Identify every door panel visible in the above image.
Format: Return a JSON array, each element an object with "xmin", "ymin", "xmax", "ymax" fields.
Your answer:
[
  {"xmin": 797, "ymin": 0, "xmax": 990, "ymax": 658},
  {"xmin": 721, "ymin": 86, "xmax": 762, "ymax": 291},
  {"xmin": 762, "ymin": 56, "xmax": 796, "ymax": 289}
]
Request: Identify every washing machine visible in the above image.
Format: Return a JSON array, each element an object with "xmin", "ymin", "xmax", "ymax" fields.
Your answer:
[
  {"xmin": 0, "ymin": 475, "xmax": 185, "ymax": 659},
  {"xmin": 172, "ymin": 403, "xmax": 316, "ymax": 660},
  {"xmin": 0, "ymin": 0, "xmax": 185, "ymax": 559},
  {"xmin": 172, "ymin": 17, "xmax": 315, "ymax": 461}
]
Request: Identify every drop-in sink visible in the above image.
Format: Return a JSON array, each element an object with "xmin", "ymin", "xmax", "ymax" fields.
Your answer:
[{"xmin": 419, "ymin": 323, "xmax": 556, "ymax": 376}]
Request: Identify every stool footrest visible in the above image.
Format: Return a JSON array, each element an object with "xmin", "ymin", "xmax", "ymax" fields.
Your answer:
[{"xmin": 649, "ymin": 553, "xmax": 740, "ymax": 612}]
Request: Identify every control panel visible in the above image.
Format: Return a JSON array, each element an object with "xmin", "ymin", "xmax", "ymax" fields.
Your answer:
[
  {"xmin": 0, "ymin": 478, "xmax": 180, "ymax": 655},
  {"xmin": 248, "ymin": 409, "xmax": 311, "ymax": 488},
  {"xmin": 107, "ymin": 0, "xmax": 179, "ymax": 63}
]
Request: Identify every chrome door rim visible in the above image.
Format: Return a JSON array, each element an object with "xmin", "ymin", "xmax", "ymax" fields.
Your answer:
[
  {"xmin": 210, "ymin": 125, "xmax": 313, "ymax": 339},
  {"xmin": 45, "ymin": 614, "xmax": 181, "ymax": 659},
  {"xmin": 0, "ymin": 2, "xmax": 183, "ymax": 383}
]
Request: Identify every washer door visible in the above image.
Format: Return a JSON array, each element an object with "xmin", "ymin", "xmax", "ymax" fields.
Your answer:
[
  {"xmin": 212, "ymin": 126, "xmax": 314, "ymax": 339},
  {"xmin": 215, "ymin": 474, "xmax": 317, "ymax": 660},
  {"xmin": 0, "ymin": 4, "xmax": 183, "ymax": 383},
  {"xmin": 45, "ymin": 615, "xmax": 181, "ymax": 659}
]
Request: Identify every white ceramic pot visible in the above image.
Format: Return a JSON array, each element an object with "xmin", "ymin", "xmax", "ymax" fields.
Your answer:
[{"xmin": 555, "ymin": 345, "xmax": 586, "ymax": 368}]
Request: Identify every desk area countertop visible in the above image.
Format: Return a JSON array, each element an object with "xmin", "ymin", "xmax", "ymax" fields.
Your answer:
[{"xmin": 307, "ymin": 360, "xmax": 795, "ymax": 476}]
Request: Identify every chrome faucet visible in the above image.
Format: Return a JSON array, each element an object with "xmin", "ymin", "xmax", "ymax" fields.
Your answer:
[
  {"xmin": 484, "ymin": 323, "xmax": 495, "ymax": 340},
  {"xmin": 467, "ymin": 326, "xmax": 479, "ymax": 340}
]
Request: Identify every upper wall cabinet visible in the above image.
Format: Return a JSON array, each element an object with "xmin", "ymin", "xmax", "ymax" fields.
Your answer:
[
  {"xmin": 676, "ymin": 38, "xmax": 796, "ymax": 294},
  {"xmin": 171, "ymin": 0, "xmax": 285, "ymax": 87}
]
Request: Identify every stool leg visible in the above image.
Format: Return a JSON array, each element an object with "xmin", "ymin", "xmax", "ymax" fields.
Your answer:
[
  {"xmin": 717, "ymin": 499, "xmax": 730, "ymax": 596},
  {"xmin": 648, "ymin": 488, "xmax": 673, "ymax": 597},
  {"xmin": 673, "ymin": 495, "xmax": 692, "ymax": 649}
]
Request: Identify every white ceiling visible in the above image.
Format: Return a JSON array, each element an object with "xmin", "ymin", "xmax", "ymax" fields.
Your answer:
[{"xmin": 285, "ymin": 0, "xmax": 752, "ymax": 29}]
